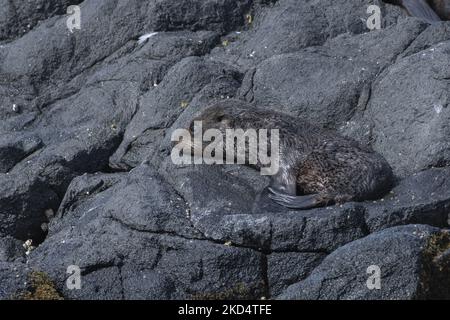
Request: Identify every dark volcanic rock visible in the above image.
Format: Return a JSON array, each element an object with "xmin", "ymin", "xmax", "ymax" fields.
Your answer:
[
  {"xmin": 0, "ymin": 262, "xmax": 29, "ymax": 300},
  {"xmin": 0, "ymin": 79, "xmax": 138, "ymax": 241},
  {"xmin": 0, "ymin": 0, "xmax": 83, "ymax": 41},
  {"xmin": 0, "ymin": 0, "xmax": 249, "ymax": 241},
  {"xmin": 365, "ymin": 167, "xmax": 450, "ymax": 232},
  {"xmin": 245, "ymin": 19, "xmax": 427, "ymax": 129},
  {"xmin": 159, "ymin": 156, "xmax": 368, "ymax": 252},
  {"xmin": 361, "ymin": 40, "xmax": 450, "ymax": 177},
  {"xmin": 268, "ymin": 252, "xmax": 326, "ymax": 297},
  {"xmin": 210, "ymin": 0, "xmax": 405, "ymax": 69},
  {"xmin": 0, "ymin": 133, "xmax": 43, "ymax": 173},
  {"xmin": 0, "ymin": 236, "xmax": 25, "ymax": 263},
  {"xmin": 109, "ymin": 56, "xmax": 242, "ymax": 170},
  {"xmin": 278, "ymin": 225, "xmax": 450, "ymax": 300},
  {"xmin": 1, "ymin": 0, "xmax": 450, "ymax": 300}
]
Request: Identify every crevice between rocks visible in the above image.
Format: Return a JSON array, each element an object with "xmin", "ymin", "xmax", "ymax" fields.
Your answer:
[{"xmin": 107, "ymin": 212, "xmax": 333, "ymax": 257}]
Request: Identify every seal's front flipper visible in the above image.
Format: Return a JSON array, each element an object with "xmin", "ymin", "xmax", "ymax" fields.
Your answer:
[
  {"xmin": 252, "ymin": 187, "xmax": 288, "ymax": 213},
  {"xmin": 402, "ymin": 0, "xmax": 441, "ymax": 23},
  {"xmin": 268, "ymin": 187, "xmax": 329, "ymax": 210}
]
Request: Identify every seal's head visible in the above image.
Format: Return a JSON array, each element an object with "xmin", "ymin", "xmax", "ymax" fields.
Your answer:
[{"xmin": 172, "ymin": 105, "xmax": 236, "ymax": 154}]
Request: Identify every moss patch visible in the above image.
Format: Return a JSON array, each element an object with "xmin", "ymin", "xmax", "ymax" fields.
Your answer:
[{"xmin": 17, "ymin": 271, "xmax": 63, "ymax": 300}]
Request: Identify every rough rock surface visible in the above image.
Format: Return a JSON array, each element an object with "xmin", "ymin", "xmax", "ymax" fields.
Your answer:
[
  {"xmin": 278, "ymin": 225, "xmax": 450, "ymax": 300},
  {"xmin": 1, "ymin": 0, "xmax": 450, "ymax": 300}
]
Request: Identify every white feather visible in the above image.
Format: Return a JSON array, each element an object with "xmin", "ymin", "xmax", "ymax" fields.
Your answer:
[{"xmin": 138, "ymin": 32, "xmax": 158, "ymax": 45}]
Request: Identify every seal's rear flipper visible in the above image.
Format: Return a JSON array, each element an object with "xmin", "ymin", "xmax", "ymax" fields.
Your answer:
[
  {"xmin": 268, "ymin": 187, "xmax": 330, "ymax": 210},
  {"xmin": 402, "ymin": 0, "xmax": 442, "ymax": 23}
]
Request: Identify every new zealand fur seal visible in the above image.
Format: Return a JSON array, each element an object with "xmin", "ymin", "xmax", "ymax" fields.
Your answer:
[
  {"xmin": 178, "ymin": 100, "xmax": 394, "ymax": 210},
  {"xmin": 383, "ymin": 0, "xmax": 450, "ymax": 22}
]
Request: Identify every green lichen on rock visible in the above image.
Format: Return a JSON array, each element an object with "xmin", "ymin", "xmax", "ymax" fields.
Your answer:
[
  {"xmin": 17, "ymin": 271, "xmax": 63, "ymax": 300},
  {"xmin": 424, "ymin": 230, "xmax": 450, "ymax": 259}
]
